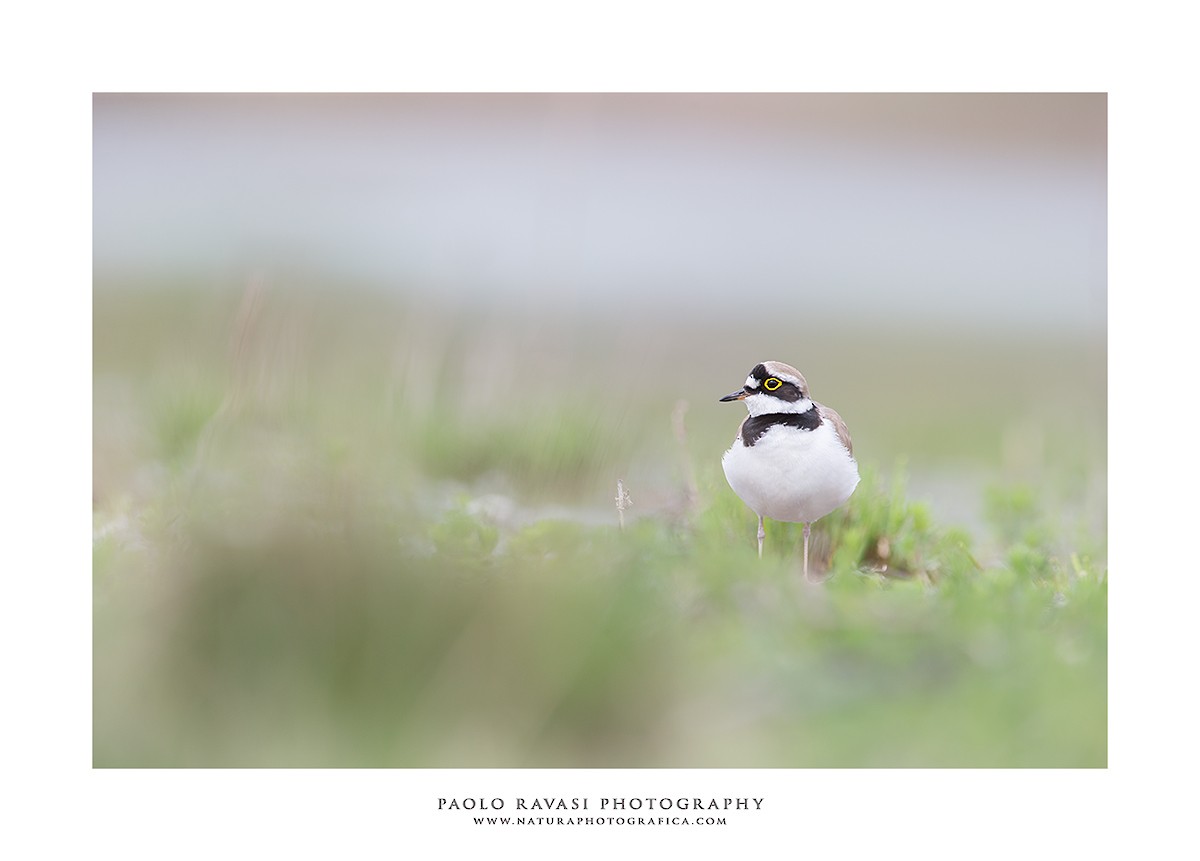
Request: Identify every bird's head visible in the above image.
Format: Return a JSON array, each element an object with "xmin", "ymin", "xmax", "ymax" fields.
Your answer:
[{"xmin": 719, "ymin": 361, "xmax": 814, "ymax": 416}]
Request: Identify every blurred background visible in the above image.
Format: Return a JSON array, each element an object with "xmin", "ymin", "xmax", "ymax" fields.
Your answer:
[{"xmin": 93, "ymin": 93, "xmax": 1106, "ymax": 767}]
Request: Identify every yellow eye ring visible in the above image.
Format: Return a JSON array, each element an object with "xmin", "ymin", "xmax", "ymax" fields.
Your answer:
[{"xmin": 764, "ymin": 378, "xmax": 782, "ymax": 391}]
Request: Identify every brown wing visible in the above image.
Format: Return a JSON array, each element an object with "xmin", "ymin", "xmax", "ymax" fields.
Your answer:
[{"xmin": 816, "ymin": 402, "xmax": 854, "ymax": 456}]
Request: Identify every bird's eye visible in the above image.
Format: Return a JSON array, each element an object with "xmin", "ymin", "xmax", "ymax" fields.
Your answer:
[{"xmin": 764, "ymin": 378, "xmax": 782, "ymax": 391}]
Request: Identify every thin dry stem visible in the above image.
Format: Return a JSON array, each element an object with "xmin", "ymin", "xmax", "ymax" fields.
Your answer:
[
  {"xmin": 671, "ymin": 399, "xmax": 700, "ymax": 516},
  {"xmin": 615, "ymin": 479, "xmax": 632, "ymax": 531}
]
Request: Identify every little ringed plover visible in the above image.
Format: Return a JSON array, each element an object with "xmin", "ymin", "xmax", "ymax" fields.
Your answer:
[{"xmin": 719, "ymin": 361, "xmax": 860, "ymax": 576}]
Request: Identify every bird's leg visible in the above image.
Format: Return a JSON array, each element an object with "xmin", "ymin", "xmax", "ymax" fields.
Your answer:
[
  {"xmin": 757, "ymin": 515, "xmax": 765, "ymax": 559},
  {"xmin": 803, "ymin": 522, "xmax": 811, "ymax": 579}
]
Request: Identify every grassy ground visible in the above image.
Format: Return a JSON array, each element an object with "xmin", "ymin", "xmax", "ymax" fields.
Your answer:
[{"xmin": 93, "ymin": 279, "xmax": 1106, "ymax": 767}]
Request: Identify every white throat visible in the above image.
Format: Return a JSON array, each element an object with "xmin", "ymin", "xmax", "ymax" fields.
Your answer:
[{"xmin": 743, "ymin": 394, "xmax": 815, "ymax": 417}]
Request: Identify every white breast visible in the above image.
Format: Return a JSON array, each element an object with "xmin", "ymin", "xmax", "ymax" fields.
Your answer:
[{"xmin": 721, "ymin": 420, "xmax": 860, "ymax": 523}]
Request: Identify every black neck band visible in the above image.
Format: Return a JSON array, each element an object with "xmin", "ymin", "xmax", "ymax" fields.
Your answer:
[{"xmin": 742, "ymin": 410, "xmax": 821, "ymax": 446}]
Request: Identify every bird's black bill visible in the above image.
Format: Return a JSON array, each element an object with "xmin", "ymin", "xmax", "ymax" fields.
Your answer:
[{"xmin": 719, "ymin": 389, "xmax": 749, "ymax": 402}]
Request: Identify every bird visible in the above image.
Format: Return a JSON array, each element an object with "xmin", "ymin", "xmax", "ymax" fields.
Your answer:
[{"xmin": 719, "ymin": 361, "xmax": 860, "ymax": 577}]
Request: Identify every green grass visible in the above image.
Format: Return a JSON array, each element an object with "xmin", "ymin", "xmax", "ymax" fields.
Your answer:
[{"xmin": 93, "ymin": 281, "xmax": 1106, "ymax": 767}]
